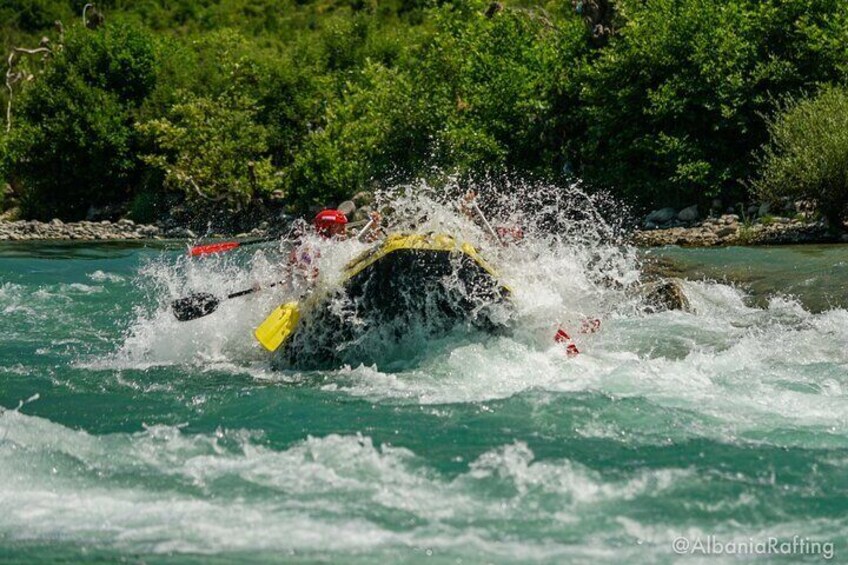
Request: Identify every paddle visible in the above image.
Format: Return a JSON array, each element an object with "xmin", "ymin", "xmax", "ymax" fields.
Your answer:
[
  {"xmin": 172, "ymin": 281, "xmax": 285, "ymax": 321},
  {"xmin": 254, "ymin": 302, "xmax": 301, "ymax": 351},
  {"xmin": 471, "ymin": 201, "xmax": 504, "ymax": 246},
  {"xmin": 188, "ymin": 216, "xmax": 379, "ymax": 257},
  {"xmin": 354, "ymin": 217, "xmax": 376, "ymax": 240},
  {"xmin": 188, "ymin": 236, "xmax": 278, "ymax": 257}
]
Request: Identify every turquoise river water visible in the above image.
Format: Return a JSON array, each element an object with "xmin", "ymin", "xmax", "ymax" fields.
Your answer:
[{"xmin": 1, "ymin": 237, "xmax": 847, "ymax": 563}]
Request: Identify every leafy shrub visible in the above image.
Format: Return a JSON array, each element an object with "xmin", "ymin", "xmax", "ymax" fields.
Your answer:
[
  {"xmin": 287, "ymin": 62, "xmax": 431, "ymax": 206},
  {"xmin": 0, "ymin": 0, "xmax": 70, "ymax": 33},
  {"xmin": 140, "ymin": 92, "xmax": 280, "ymax": 209},
  {"xmin": 288, "ymin": 1, "xmax": 581, "ymax": 205},
  {"xmin": 571, "ymin": 0, "xmax": 848, "ymax": 209},
  {"xmin": 420, "ymin": 3, "xmax": 575, "ymax": 174},
  {"xmin": 127, "ymin": 189, "xmax": 160, "ymax": 224},
  {"xmin": 9, "ymin": 21, "xmax": 157, "ymax": 220},
  {"xmin": 754, "ymin": 86, "xmax": 848, "ymax": 226}
]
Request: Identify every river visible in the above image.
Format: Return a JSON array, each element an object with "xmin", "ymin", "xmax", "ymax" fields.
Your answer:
[{"xmin": 1, "ymin": 238, "xmax": 846, "ymax": 563}]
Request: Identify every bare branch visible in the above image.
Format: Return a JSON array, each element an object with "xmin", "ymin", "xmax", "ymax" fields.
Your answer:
[
  {"xmin": 5, "ymin": 53, "xmax": 17, "ymax": 133},
  {"xmin": 186, "ymin": 176, "xmax": 227, "ymax": 202},
  {"xmin": 12, "ymin": 47, "xmax": 51, "ymax": 56},
  {"xmin": 5, "ymin": 42, "xmax": 56, "ymax": 131}
]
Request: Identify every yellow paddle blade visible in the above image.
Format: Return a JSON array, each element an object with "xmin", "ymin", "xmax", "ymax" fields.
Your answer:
[{"xmin": 254, "ymin": 302, "xmax": 300, "ymax": 352}]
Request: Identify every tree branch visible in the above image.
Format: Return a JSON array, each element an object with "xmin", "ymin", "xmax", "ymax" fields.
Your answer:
[
  {"xmin": 5, "ymin": 46, "xmax": 54, "ymax": 131},
  {"xmin": 186, "ymin": 175, "xmax": 227, "ymax": 202},
  {"xmin": 11, "ymin": 47, "xmax": 51, "ymax": 56}
]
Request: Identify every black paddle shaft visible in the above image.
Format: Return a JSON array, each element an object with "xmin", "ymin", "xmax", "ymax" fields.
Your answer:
[{"xmin": 171, "ymin": 281, "xmax": 286, "ymax": 322}]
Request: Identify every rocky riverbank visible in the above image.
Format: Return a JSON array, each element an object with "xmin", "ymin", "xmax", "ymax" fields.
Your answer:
[
  {"xmin": 0, "ymin": 191, "xmax": 378, "ymax": 242},
  {"xmin": 634, "ymin": 213, "xmax": 844, "ymax": 247},
  {"xmin": 0, "ymin": 218, "xmax": 202, "ymax": 241}
]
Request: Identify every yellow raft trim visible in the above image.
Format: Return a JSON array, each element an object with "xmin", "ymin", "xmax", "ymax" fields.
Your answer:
[{"xmin": 344, "ymin": 233, "xmax": 509, "ymax": 291}]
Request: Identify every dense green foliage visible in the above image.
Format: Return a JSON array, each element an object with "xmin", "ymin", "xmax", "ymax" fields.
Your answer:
[
  {"xmin": 573, "ymin": 0, "xmax": 848, "ymax": 208},
  {"xmin": 1, "ymin": 0, "xmax": 847, "ymax": 220},
  {"xmin": 4, "ymin": 21, "xmax": 156, "ymax": 218},
  {"xmin": 754, "ymin": 86, "xmax": 848, "ymax": 225}
]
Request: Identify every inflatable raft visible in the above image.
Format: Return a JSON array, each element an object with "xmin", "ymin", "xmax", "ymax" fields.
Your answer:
[{"xmin": 255, "ymin": 233, "xmax": 512, "ymax": 369}]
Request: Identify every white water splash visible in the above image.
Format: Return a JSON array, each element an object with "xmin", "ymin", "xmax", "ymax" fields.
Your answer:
[{"xmin": 100, "ymin": 180, "xmax": 848, "ymax": 443}]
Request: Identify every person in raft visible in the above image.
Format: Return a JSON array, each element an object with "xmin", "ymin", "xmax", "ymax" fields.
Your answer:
[{"xmin": 286, "ymin": 208, "xmax": 383, "ymax": 287}]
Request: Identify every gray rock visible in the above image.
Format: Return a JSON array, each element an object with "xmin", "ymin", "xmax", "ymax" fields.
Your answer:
[
  {"xmin": 715, "ymin": 226, "xmax": 737, "ymax": 238},
  {"xmin": 0, "ymin": 206, "xmax": 21, "ymax": 222},
  {"xmin": 646, "ymin": 208, "xmax": 677, "ymax": 225},
  {"xmin": 139, "ymin": 225, "xmax": 160, "ymax": 237},
  {"xmin": 337, "ymin": 200, "xmax": 356, "ymax": 216},
  {"xmin": 118, "ymin": 218, "xmax": 135, "ymax": 227},
  {"xmin": 677, "ymin": 205, "xmax": 699, "ymax": 222},
  {"xmin": 352, "ymin": 191, "xmax": 374, "ymax": 207},
  {"xmin": 352, "ymin": 205, "xmax": 373, "ymax": 223}
]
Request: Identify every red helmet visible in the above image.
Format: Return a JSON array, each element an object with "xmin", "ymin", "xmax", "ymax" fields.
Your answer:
[{"xmin": 313, "ymin": 209, "xmax": 348, "ymax": 237}]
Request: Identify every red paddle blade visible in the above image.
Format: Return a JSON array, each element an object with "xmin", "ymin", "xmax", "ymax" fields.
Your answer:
[{"xmin": 188, "ymin": 241, "xmax": 240, "ymax": 257}]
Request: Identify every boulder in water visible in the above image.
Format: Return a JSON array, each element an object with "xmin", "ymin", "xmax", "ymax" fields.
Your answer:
[{"xmin": 641, "ymin": 279, "xmax": 690, "ymax": 313}]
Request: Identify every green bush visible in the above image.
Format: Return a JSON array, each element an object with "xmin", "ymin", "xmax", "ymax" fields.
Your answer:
[
  {"xmin": 420, "ymin": 3, "xmax": 576, "ymax": 174},
  {"xmin": 754, "ymin": 86, "xmax": 848, "ymax": 226},
  {"xmin": 288, "ymin": 1, "xmax": 582, "ymax": 205},
  {"xmin": 9, "ymin": 20, "xmax": 157, "ymax": 220},
  {"xmin": 3, "ymin": 0, "xmax": 848, "ymax": 219},
  {"xmin": 140, "ymin": 92, "xmax": 280, "ymax": 209},
  {"xmin": 0, "ymin": 0, "xmax": 70, "ymax": 34},
  {"xmin": 127, "ymin": 188, "xmax": 160, "ymax": 224},
  {"xmin": 287, "ymin": 62, "xmax": 430, "ymax": 206},
  {"xmin": 571, "ymin": 0, "xmax": 848, "ymax": 209}
]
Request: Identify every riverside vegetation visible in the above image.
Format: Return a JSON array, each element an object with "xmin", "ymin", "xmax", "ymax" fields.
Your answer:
[{"xmin": 1, "ymin": 0, "xmax": 847, "ymax": 240}]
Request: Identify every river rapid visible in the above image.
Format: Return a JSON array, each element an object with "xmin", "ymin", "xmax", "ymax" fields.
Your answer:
[{"xmin": 1, "ymin": 189, "xmax": 847, "ymax": 563}]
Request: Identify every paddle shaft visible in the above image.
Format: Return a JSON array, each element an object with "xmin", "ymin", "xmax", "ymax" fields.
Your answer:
[
  {"xmin": 227, "ymin": 280, "xmax": 284, "ymax": 299},
  {"xmin": 189, "ymin": 236, "xmax": 278, "ymax": 257},
  {"xmin": 172, "ymin": 279, "xmax": 287, "ymax": 321},
  {"xmin": 191, "ymin": 216, "xmax": 377, "ymax": 257},
  {"xmin": 355, "ymin": 218, "xmax": 376, "ymax": 241},
  {"xmin": 472, "ymin": 202, "xmax": 504, "ymax": 245}
]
